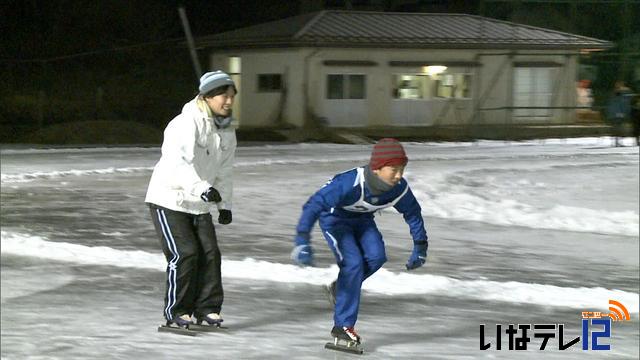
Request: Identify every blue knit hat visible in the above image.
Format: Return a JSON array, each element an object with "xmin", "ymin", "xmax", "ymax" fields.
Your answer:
[{"xmin": 198, "ymin": 71, "xmax": 235, "ymax": 95}]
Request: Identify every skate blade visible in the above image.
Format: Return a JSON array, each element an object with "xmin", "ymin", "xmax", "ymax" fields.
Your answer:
[
  {"xmin": 325, "ymin": 342, "xmax": 364, "ymax": 355},
  {"xmin": 157, "ymin": 325, "xmax": 198, "ymax": 336},
  {"xmin": 188, "ymin": 324, "xmax": 228, "ymax": 332}
]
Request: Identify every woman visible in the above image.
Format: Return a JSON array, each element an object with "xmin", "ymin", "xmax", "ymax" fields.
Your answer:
[{"xmin": 145, "ymin": 70, "xmax": 237, "ymax": 329}]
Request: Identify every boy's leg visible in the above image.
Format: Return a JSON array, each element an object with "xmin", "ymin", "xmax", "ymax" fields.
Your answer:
[
  {"xmin": 192, "ymin": 213, "xmax": 223, "ymax": 318},
  {"xmin": 357, "ymin": 220, "xmax": 387, "ymax": 279},
  {"xmin": 322, "ymin": 224, "xmax": 364, "ymax": 327},
  {"xmin": 149, "ymin": 205, "xmax": 199, "ymax": 321}
]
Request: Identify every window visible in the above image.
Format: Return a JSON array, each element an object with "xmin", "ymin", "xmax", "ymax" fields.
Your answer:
[
  {"xmin": 393, "ymin": 73, "xmax": 471, "ymax": 99},
  {"xmin": 514, "ymin": 67, "xmax": 555, "ymax": 117},
  {"xmin": 394, "ymin": 75, "xmax": 428, "ymax": 99},
  {"xmin": 228, "ymin": 56, "xmax": 241, "ymax": 74},
  {"xmin": 435, "ymin": 74, "xmax": 471, "ymax": 98},
  {"xmin": 326, "ymin": 74, "xmax": 366, "ymax": 99},
  {"xmin": 257, "ymin": 74, "xmax": 282, "ymax": 92}
]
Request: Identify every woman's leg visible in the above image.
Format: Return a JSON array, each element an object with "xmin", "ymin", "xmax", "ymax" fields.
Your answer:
[
  {"xmin": 192, "ymin": 213, "xmax": 223, "ymax": 318},
  {"xmin": 149, "ymin": 205, "xmax": 199, "ymax": 321}
]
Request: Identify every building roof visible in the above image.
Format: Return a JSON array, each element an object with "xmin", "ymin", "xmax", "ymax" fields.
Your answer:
[{"xmin": 198, "ymin": 10, "xmax": 612, "ymax": 50}]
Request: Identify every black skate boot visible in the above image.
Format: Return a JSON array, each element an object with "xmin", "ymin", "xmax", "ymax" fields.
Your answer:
[
  {"xmin": 158, "ymin": 314, "xmax": 197, "ymax": 336},
  {"xmin": 325, "ymin": 326, "xmax": 363, "ymax": 354}
]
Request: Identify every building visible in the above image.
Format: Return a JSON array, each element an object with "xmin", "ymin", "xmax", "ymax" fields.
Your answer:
[{"xmin": 197, "ymin": 10, "xmax": 611, "ymax": 133}]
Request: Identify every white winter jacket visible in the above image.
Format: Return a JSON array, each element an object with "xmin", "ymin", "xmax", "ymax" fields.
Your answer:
[{"xmin": 145, "ymin": 97, "xmax": 236, "ymax": 214}]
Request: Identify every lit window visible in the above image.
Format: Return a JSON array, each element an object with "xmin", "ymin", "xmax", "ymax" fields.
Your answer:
[
  {"xmin": 228, "ymin": 56, "xmax": 241, "ymax": 74},
  {"xmin": 393, "ymin": 73, "xmax": 471, "ymax": 99},
  {"xmin": 435, "ymin": 74, "xmax": 471, "ymax": 98},
  {"xmin": 394, "ymin": 75, "xmax": 427, "ymax": 99}
]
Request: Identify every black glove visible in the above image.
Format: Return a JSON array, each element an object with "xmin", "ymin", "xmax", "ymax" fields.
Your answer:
[
  {"xmin": 218, "ymin": 209, "xmax": 232, "ymax": 225},
  {"xmin": 200, "ymin": 187, "xmax": 222, "ymax": 203}
]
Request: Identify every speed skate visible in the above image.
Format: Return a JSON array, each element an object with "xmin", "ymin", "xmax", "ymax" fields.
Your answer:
[
  {"xmin": 157, "ymin": 322, "xmax": 198, "ymax": 336},
  {"xmin": 157, "ymin": 321, "xmax": 226, "ymax": 336},
  {"xmin": 324, "ymin": 326, "xmax": 364, "ymax": 355},
  {"xmin": 324, "ymin": 338, "xmax": 364, "ymax": 355}
]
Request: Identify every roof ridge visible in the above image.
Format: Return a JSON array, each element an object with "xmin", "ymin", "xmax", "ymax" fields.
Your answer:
[
  {"xmin": 294, "ymin": 10, "xmax": 327, "ymax": 39},
  {"xmin": 465, "ymin": 13, "xmax": 609, "ymax": 42},
  {"xmin": 320, "ymin": 10, "xmax": 609, "ymax": 42},
  {"xmin": 323, "ymin": 9, "xmax": 472, "ymax": 17}
]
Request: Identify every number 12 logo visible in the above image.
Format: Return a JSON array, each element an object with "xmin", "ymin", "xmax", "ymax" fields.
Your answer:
[{"xmin": 582, "ymin": 318, "xmax": 611, "ymax": 350}]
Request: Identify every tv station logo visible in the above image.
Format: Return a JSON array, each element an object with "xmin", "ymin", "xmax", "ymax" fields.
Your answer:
[{"xmin": 480, "ymin": 300, "xmax": 631, "ymax": 351}]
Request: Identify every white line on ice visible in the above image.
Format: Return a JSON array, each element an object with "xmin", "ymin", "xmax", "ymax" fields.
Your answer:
[{"xmin": 2, "ymin": 230, "xmax": 637, "ymax": 313}]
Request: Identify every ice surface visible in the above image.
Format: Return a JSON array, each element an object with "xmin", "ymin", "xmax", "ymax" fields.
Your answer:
[{"xmin": 1, "ymin": 137, "xmax": 638, "ymax": 359}]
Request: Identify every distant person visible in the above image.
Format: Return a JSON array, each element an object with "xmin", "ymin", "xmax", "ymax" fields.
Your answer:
[
  {"xmin": 145, "ymin": 71, "xmax": 237, "ymax": 331},
  {"xmin": 631, "ymin": 94, "xmax": 640, "ymax": 146},
  {"xmin": 576, "ymin": 79, "xmax": 594, "ymax": 120},
  {"xmin": 291, "ymin": 138, "xmax": 429, "ymax": 352},
  {"xmin": 606, "ymin": 80, "xmax": 633, "ymax": 146}
]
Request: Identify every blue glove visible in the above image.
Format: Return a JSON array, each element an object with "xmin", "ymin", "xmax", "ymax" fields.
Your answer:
[
  {"xmin": 406, "ymin": 240, "xmax": 428, "ymax": 270},
  {"xmin": 291, "ymin": 232, "xmax": 314, "ymax": 266}
]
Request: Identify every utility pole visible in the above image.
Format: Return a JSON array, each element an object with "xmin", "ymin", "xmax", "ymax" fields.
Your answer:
[{"xmin": 178, "ymin": 6, "xmax": 203, "ymax": 80}]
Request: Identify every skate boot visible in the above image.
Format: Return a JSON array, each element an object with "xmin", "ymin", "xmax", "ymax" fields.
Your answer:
[
  {"xmin": 325, "ymin": 326, "xmax": 363, "ymax": 354},
  {"xmin": 324, "ymin": 280, "xmax": 337, "ymax": 306},
  {"xmin": 331, "ymin": 326, "xmax": 361, "ymax": 344},
  {"xmin": 195, "ymin": 313, "xmax": 223, "ymax": 326},
  {"xmin": 189, "ymin": 313, "xmax": 225, "ymax": 331},
  {"xmin": 169, "ymin": 314, "xmax": 193, "ymax": 328},
  {"xmin": 158, "ymin": 314, "xmax": 196, "ymax": 336}
]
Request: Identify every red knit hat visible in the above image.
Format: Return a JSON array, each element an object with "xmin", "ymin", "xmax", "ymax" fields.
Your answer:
[{"xmin": 369, "ymin": 138, "xmax": 408, "ymax": 170}]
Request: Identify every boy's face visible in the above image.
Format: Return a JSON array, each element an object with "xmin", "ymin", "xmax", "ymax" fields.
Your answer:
[{"xmin": 373, "ymin": 164, "xmax": 405, "ymax": 186}]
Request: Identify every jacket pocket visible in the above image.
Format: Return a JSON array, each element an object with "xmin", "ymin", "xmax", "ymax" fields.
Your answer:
[{"xmin": 218, "ymin": 131, "xmax": 235, "ymax": 151}]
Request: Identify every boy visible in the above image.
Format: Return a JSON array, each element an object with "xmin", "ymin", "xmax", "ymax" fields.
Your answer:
[{"xmin": 292, "ymin": 138, "xmax": 429, "ymax": 349}]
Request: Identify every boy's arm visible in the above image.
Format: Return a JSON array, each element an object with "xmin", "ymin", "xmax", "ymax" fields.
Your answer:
[
  {"xmin": 292, "ymin": 173, "xmax": 353, "ymax": 266},
  {"xmin": 393, "ymin": 186, "xmax": 428, "ymax": 242},
  {"xmin": 296, "ymin": 174, "xmax": 352, "ymax": 235},
  {"xmin": 394, "ymin": 186, "xmax": 429, "ymax": 270}
]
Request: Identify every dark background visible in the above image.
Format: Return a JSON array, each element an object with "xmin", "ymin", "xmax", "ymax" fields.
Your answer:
[{"xmin": 1, "ymin": 0, "xmax": 638, "ymax": 144}]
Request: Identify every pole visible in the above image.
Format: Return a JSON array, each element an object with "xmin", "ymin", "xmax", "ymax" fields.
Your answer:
[{"xmin": 178, "ymin": 6, "xmax": 203, "ymax": 80}]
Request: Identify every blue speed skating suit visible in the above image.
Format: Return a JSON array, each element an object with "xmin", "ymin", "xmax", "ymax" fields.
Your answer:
[{"xmin": 296, "ymin": 167, "xmax": 428, "ymax": 326}]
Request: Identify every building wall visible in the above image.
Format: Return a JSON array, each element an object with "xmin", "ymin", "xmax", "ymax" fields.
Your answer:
[
  {"xmin": 209, "ymin": 49, "xmax": 306, "ymax": 127},
  {"xmin": 472, "ymin": 50, "xmax": 578, "ymax": 125},
  {"xmin": 307, "ymin": 48, "xmax": 479, "ymax": 127},
  {"xmin": 208, "ymin": 47, "xmax": 579, "ymax": 128}
]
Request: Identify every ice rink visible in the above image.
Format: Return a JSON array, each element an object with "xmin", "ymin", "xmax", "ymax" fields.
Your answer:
[{"xmin": 1, "ymin": 138, "xmax": 638, "ymax": 359}]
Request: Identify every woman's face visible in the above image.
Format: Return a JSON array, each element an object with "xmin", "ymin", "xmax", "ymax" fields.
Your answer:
[{"xmin": 205, "ymin": 87, "xmax": 235, "ymax": 117}]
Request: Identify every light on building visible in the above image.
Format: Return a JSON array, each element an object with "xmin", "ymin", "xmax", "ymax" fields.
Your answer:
[
  {"xmin": 229, "ymin": 56, "xmax": 241, "ymax": 74},
  {"xmin": 422, "ymin": 65, "xmax": 447, "ymax": 76}
]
